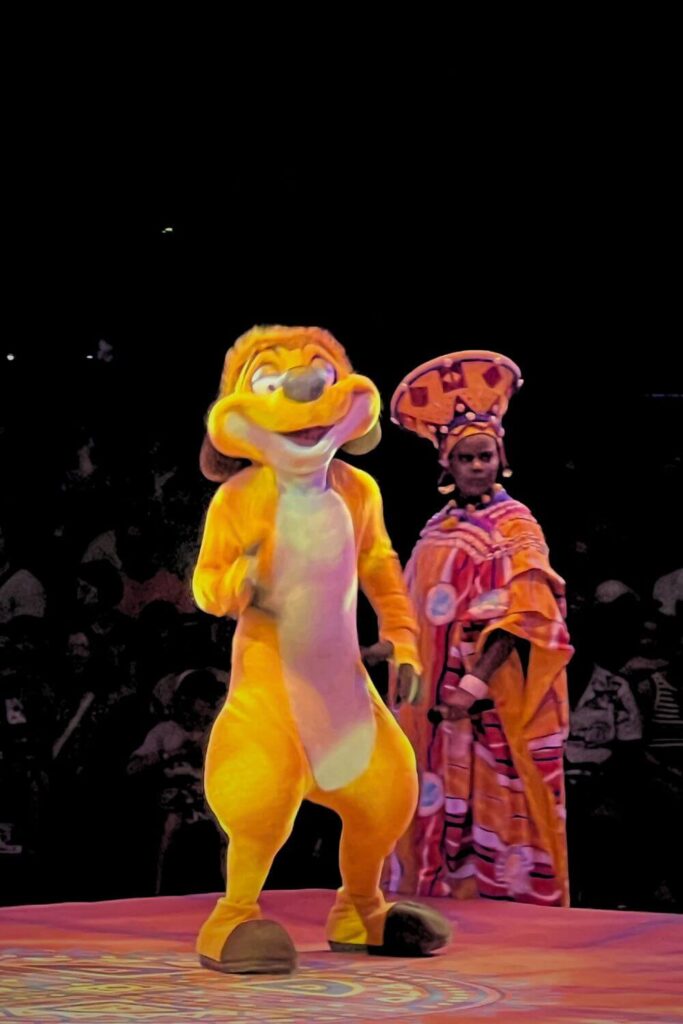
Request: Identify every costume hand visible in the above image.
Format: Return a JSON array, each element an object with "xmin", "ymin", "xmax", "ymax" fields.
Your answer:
[
  {"xmin": 360, "ymin": 640, "xmax": 394, "ymax": 666},
  {"xmin": 242, "ymin": 541, "xmax": 270, "ymax": 612},
  {"xmin": 397, "ymin": 663, "xmax": 421, "ymax": 705}
]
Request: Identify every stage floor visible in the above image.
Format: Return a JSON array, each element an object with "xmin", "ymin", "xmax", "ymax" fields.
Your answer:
[{"xmin": 1, "ymin": 889, "xmax": 681, "ymax": 1023}]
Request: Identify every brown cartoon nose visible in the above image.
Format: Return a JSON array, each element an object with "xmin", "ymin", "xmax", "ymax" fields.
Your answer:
[{"xmin": 282, "ymin": 367, "xmax": 327, "ymax": 403}]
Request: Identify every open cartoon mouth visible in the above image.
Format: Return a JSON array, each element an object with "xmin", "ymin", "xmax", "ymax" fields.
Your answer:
[{"xmin": 279, "ymin": 425, "xmax": 332, "ymax": 447}]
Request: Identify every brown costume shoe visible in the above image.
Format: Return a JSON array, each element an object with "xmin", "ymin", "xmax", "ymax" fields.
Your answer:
[
  {"xmin": 371, "ymin": 900, "xmax": 452, "ymax": 955},
  {"xmin": 329, "ymin": 901, "xmax": 451, "ymax": 956},
  {"xmin": 199, "ymin": 919, "xmax": 298, "ymax": 974}
]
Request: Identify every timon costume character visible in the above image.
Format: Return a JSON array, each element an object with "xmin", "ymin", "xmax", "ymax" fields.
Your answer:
[{"xmin": 192, "ymin": 325, "xmax": 450, "ymax": 974}]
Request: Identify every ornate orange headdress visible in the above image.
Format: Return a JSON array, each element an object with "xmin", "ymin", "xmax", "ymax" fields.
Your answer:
[{"xmin": 390, "ymin": 350, "xmax": 522, "ymax": 476}]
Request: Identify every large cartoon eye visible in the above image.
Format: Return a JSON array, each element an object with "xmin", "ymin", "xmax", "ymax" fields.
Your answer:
[
  {"xmin": 251, "ymin": 366, "xmax": 286, "ymax": 395},
  {"xmin": 310, "ymin": 357, "xmax": 337, "ymax": 386}
]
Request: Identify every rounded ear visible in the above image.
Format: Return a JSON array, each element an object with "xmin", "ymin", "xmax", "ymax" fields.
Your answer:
[
  {"xmin": 341, "ymin": 420, "xmax": 382, "ymax": 456},
  {"xmin": 199, "ymin": 434, "xmax": 248, "ymax": 482}
]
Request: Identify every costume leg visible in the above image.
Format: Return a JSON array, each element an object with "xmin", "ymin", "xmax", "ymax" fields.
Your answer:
[
  {"xmin": 197, "ymin": 699, "xmax": 311, "ymax": 965},
  {"xmin": 310, "ymin": 696, "xmax": 450, "ymax": 952}
]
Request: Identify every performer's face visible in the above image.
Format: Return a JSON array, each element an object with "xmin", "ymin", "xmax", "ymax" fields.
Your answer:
[{"xmin": 448, "ymin": 434, "xmax": 500, "ymax": 496}]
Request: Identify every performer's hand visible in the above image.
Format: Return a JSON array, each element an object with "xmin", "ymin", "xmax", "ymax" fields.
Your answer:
[
  {"xmin": 397, "ymin": 663, "xmax": 421, "ymax": 705},
  {"xmin": 360, "ymin": 640, "xmax": 394, "ymax": 666},
  {"xmin": 433, "ymin": 688, "xmax": 476, "ymax": 721}
]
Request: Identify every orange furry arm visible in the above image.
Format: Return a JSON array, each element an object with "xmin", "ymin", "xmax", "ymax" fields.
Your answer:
[
  {"xmin": 192, "ymin": 485, "xmax": 253, "ymax": 619},
  {"xmin": 357, "ymin": 473, "xmax": 422, "ymax": 673}
]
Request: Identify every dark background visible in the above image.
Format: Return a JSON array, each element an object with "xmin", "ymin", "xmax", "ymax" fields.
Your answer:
[{"xmin": 1, "ymin": 52, "xmax": 680, "ymax": 910}]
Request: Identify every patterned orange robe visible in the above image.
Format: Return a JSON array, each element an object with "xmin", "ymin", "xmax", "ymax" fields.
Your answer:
[{"xmin": 390, "ymin": 491, "xmax": 573, "ymax": 906}]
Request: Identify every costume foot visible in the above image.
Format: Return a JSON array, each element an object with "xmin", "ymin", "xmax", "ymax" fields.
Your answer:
[
  {"xmin": 373, "ymin": 900, "xmax": 451, "ymax": 955},
  {"xmin": 329, "ymin": 901, "xmax": 452, "ymax": 957},
  {"xmin": 199, "ymin": 920, "xmax": 297, "ymax": 974},
  {"xmin": 329, "ymin": 940, "xmax": 368, "ymax": 953}
]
